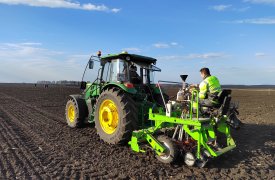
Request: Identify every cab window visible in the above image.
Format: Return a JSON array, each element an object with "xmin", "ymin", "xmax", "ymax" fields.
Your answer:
[{"xmin": 109, "ymin": 59, "xmax": 129, "ymax": 82}]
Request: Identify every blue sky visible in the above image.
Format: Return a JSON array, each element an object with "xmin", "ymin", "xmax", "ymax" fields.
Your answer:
[{"xmin": 0, "ymin": 0, "xmax": 274, "ymax": 84}]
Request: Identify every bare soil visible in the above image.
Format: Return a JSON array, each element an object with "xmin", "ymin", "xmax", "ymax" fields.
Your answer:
[{"xmin": 0, "ymin": 84, "xmax": 274, "ymax": 179}]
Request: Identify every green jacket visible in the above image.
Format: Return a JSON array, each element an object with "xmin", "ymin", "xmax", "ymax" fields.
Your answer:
[{"xmin": 199, "ymin": 75, "xmax": 221, "ymax": 99}]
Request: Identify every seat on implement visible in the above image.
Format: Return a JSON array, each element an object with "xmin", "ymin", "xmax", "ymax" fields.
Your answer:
[
  {"xmin": 217, "ymin": 89, "xmax": 232, "ymax": 116},
  {"xmin": 216, "ymin": 89, "xmax": 232, "ymax": 107},
  {"xmin": 199, "ymin": 89, "xmax": 232, "ymax": 116}
]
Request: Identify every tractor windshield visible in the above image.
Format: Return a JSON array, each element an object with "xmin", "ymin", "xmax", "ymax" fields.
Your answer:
[
  {"xmin": 101, "ymin": 57, "xmax": 161, "ymax": 85},
  {"xmin": 109, "ymin": 59, "xmax": 129, "ymax": 82},
  {"xmin": 148, "ymin": 65, "xmax": 161, "ymax": 84}
]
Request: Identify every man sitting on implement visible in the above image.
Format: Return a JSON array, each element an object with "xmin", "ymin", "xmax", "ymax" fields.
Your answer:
[{"xmin": 198, "ymin": 67, "xmax": 222, "ymax": 107}]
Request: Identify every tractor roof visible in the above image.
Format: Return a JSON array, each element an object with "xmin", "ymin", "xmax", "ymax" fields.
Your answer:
[{"xmin": 101, "ymin": 53, "xmax": 157, "ymax": 64}]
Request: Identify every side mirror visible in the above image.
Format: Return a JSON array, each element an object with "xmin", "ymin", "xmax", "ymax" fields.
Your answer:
[
  {"xmin": 80, "ymin": 81, "xmax": 87, "ymax": 90},
  {"xmin": 89, "ymin": 60, "xmax": 94, "ymax": 69}
]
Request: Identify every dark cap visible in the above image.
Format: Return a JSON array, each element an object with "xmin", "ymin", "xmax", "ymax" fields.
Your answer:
[{"xmin": 200, "ymin": 67, "xmax": 210, "ymax": 75}]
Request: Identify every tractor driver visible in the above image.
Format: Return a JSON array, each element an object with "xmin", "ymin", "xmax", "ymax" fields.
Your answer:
[
  {"xmin": 129, "ymin": 64, "xmax": 141, "ymax": 84},
  {"xmin": 197, "ymin": 67, "xmax": 222, "ymax": 107}
]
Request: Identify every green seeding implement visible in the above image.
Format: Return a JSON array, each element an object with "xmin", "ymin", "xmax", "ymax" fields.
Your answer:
[{"xmin": 65, "ymin": 51, "xmax": 240, "ymax": 167}]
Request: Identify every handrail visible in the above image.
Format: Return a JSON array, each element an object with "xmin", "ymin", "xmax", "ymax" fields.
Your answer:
[
  {"xmin": 190, "ymin": 89, "xmax": 199, "ymax": 120},
  {"xmin": 157, "ymin": 80, "xmax": 182, "ymax": 113}
]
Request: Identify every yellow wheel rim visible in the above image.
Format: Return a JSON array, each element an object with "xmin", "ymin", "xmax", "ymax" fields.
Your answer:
[
  {"xmin": 68, "ymin": 103, "xmax": 76, "ymax": 123},
  {"xmin": 99, "ymin": 99, "xmax": 119, "ymax": 134}
]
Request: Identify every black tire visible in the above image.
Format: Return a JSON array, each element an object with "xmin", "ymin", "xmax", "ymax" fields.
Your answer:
[
  {"xmin": 156, "ymin": 135, "xmax": 179, "ymax": 164},
  {"xmin": 196, "ymin": 158, "xmax": 208, "ymax": 168},
  {"xmin": 195, "ymin": 150, "xmax": 209, "ymax": 168},
  {"xmin": 94, "ymin": 88, "xmax": 138, "ymax": 145},
  {"xmin": 227, "ymin": 110, "xmax": 241, "ymax": 129},
  {"xmin": 65, "ymin": 96, "xmax": 87, "ymax": 128}
]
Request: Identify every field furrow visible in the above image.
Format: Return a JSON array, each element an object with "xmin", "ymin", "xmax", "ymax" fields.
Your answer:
[
  {"xmin": 0, "ymin": 84, "xmax": 274, "ymax": 179},
  {"xmin": 0, "ymin": 114, "xmax": 45, "ymax": 179}
]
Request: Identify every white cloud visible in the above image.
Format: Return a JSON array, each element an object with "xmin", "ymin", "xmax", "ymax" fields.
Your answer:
[
  {"xmin": 210, "ymin": 4, "xmax": 232, "ymax": 11},
  {"xmin": 82, "ymin": 3, "xmax": 108, "ymax": 11},
  {"xmin": 158, "ymin": 55, "xmax": 182, "ymax": 61},
  {"xmin": 153, "ymin": 43, "xmax": 170, "ymax": 48},
  {"xmin": 232, "ymin": 17, "xmax": 275, "ymax": 24},
  {"xmin": 244, "ymin": 0, "xmax": 275, "ymax": 5},
  {"xmin": 185, "ymin": 53, "xmax": 227, "ymax": 59},
  {"xmin": 170, "ymin": 42, "xmax": 178, "ymax": 46},
  {"xmin": 210, "ymin": 4, "xmax": 250, "ymax": 12},
  {"xmin": 111, "ymin": 8, "xmax": 121, "ymax": 13},
  {"xmin": 0, "ymin": 0, "xmax": 120, "ymax": 13},
  {"xmin": 122, "ymin": 47, "xmax": 141, "ymax": 53},
  {"xmin": 158, "ymin": 53, "xmax": 227, "ymax": 61},
  {"xmin": 255, "ymin": 52, "xmax": 267, "ymax": 57},
  {"xmin": 153, "ymin": 42, "xmax": 180, "ymax": 48},
  {"xmin": 0, "ymin": 42, "xmax": 92, "ymax": 82},
  {"xmin": 234, "ymin": 6, "xmax": 251, "ymax": 12},
  {"xmin": 20, "ymin": 42, "xmax": 42, "ymax": 46}
]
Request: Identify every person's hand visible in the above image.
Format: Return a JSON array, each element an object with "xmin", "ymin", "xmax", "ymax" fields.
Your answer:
[{"xmin": 190, "ymin": 84, "xmax": 199, "ymax": 88}]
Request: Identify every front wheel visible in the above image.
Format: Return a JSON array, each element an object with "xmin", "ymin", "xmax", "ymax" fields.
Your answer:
[{"xmin": 65, "ymin": 96, "xmax": 87, "ymax": 128}]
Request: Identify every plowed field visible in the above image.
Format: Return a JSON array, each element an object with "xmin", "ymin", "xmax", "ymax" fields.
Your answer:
[{"xmin": 0, "ymin": 84, "xmax": 274, "ymax": 179}]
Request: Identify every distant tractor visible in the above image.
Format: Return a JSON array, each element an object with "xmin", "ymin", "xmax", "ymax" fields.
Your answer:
[{"xmin": 65, "ymin": 51, "xmax": 239, "ymax": 167}]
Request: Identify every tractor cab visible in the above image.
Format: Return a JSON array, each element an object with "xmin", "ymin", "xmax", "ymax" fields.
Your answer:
[
  {"xmin": 80, "ymin": 51, "xmax": 161, "ymax": 98},
  {"xmin": 97, "ymin": 52, "xmax": 163, "ymax": 105},
  {"xmin": 100, "ymin": 52, "xmax": 161, "ymax": 86}
]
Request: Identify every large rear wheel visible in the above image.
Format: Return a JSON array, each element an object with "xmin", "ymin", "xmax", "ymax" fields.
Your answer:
[{"xmin": 95, "ymin": 88, "xmax": 138, "ymax": 144}]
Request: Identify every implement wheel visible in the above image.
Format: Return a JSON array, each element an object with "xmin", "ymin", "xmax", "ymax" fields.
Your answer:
[
  {"xmin": 65, "ymin": 96, "xmax": 87, "ymax": 128},
  {"xmin": 156, "ymin": 135, "xmax": 179, "ymax": 164},
  {"xmin": 184, "ymin": 152, "xmax": 196, "ymax": 167},
  {"xmin": 95, "ymin": 88, "xmax": 138, "ymax": 144}
]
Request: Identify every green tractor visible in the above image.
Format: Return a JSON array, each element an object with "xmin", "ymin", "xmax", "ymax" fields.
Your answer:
[{"xmin": 65, "ymin": 51, "xmax": 239, "ymax": 167}]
